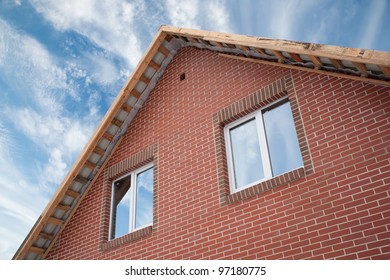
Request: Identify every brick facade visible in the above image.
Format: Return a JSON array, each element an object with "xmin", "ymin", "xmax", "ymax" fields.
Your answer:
[{"xmin": 45, "ymin": 47, "xmax": 390, "ymax": 260}]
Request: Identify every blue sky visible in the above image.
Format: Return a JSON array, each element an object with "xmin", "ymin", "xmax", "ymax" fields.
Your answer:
[{"xmin": 0, "ymin": 0, "xmax": 389, "ymax": 260}]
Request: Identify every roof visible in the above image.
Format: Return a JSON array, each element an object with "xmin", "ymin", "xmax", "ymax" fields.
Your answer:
[{"xmin": 14, "ymin": 25, "xmax": 390, "ymax": 259}]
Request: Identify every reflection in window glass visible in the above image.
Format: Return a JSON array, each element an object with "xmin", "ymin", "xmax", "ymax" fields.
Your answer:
[
  {"xmin": 112, "ymin": 176, "xmax": 131, "ymax": 239},
  {"xmin": 230, "ymin": 118, "xmax": 264, "ymax": 189},
  {"xmin": 135, "ymin": 167, "xmax": 154, "ymax": 229},
  {"xmin": 263, "ymin": 101, "xmax": 303, "ymax": 176}
]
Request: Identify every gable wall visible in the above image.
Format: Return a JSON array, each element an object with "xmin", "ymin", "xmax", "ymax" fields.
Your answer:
[{"xmin": 46, "ymin": 47, "xmax": 390, "ymax": 259}]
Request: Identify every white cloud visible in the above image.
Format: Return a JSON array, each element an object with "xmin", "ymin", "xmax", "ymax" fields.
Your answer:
[
  {"xmin": 205, "ymin": 0, "xmax": 232, "ymax": 33},
  {"xmin": 165, "ymin": 0, "xmax": 200, "ymax": 29},
  {"xmin": 164, "ymin": 0, "xmax": 232, "ymax": 32},
  {"xmin": 29, "ymin": 0, "xmax": 142, "ymax": 68}
]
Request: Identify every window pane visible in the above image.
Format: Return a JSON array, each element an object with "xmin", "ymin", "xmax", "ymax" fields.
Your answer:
[
  {"xmin": 112, "ymin": 176, "xmax": 131, "ymax": 239},
  {"xmin": 263, "ymin": 101, "xmax": 303, "ymax": 176},
  {"xmin": 229, "ymin": 118, "xmax": 264, "ymax": 189},
  {"xmin": 135, "ymin": 167, "xmax": 154, "ymax": 229}
]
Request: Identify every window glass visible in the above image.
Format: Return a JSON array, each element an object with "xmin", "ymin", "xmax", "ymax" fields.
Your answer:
[
  {"xmin": 229, "ymin": 118, "xmax": 264, "ymax": 189},
  {"xmin": 135, "ymin": 167, "xmax": 154, "ymax": 229},
  {"xmin": 263, "ymin": 101, "xmax": 303, "ymax": 176},
  {"xmin": 110, "ymin": 164, "xmax": 153, "ymax": 240},
  {"xmin": 112, "ymin": 176, "xmax": 131, "ymax": 239}
]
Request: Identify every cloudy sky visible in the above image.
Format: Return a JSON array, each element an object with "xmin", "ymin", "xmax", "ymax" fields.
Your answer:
[{"xmin": 0, "ymin": 0, "xmax": 389, "ymax": 260}]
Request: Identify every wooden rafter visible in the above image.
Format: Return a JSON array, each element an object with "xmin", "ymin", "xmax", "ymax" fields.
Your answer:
[
  {"xmin": 30, "ymin": 246, "xmax": 45, "ymax": 255},
  {"xmin": 148, "ymin": 60, "xmax": 161, "ymax": 71},
  {"xmin": 288, "ymin": 52, "xmax": 303, "ymax": 63},
  {"xmin": 353, "ymin": 62, "xmax": 368, "ymax": 77},
  {"xmin": 84, "ymin": 160, "xmax": 97, "ymax": 170},
  {"xmin": 329, "ymin": 58, "xmax": 343, "ymax": 69},
  {"xmin": 158, "ymin": 45, "xmax": 170, "ymax": 56},
  {"xmin": 65, "ymin": 189, "xmax": 80, "ymax": 199},
  {"xmin": 308, "ymin": 55, "xmax": 322, "ymax": 69},
  {"xmin": 380, "ymin": 65, "xmax": 390, "ymax": 77},
  {"xmin": 271, "ymin": 50, "xmax": 286, "ymax": 63},
  {"xmin": 56, "ymin": 203, "xmax": 71, "ymax": 212},
  {"xmin": 93, "ymin": 146, "xmax": 105, "ymax": 156},
  {"xmin": 111, "ymin": 118, "xmax": 123, "ymax": 128},
  {"xmin": 47, "ymin": 217, "xmax": 63, "ymax": 225}
]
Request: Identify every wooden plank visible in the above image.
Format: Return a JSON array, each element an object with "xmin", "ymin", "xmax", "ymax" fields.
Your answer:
[
  {"xmin": 158, "ymin": 45, "xmax": 170, "ymax": 56},
  {"xmin": 111, "ymin": 118, "xmax": 123, "ymax": 128},
  {"xmin": 30, "ymin": 246, "xmax": 45, "ymax": 255},
  {"xmin": 121, "ymin": 103, "xmax": 133, "ymax": 113},
  {"xmin": 271, "ymin": 50, "xmax": 286, "ymax": 63},
  {"xmin": 380, "ymin": 65, "xmax": 390, "ymax": 76},
  {"xmin": 161, "ymin": 26, "xmax": 390, "ymax": 66},
  {"xmin": 74, "ymin": 175, "xmax": 89, "ymax": 185},
  {"xmin": 47, "ymin": 217, "xmax": 63, "ymax": 225},
  {"xmin": 308, "ymin": 55, "xmax": 322, "ymax": 69},
  {"xmin": 128, "ymin": 89, "xmax": 141, "ymax": 99},
  {"xmin": 84, "ymin": 160, "xmax": 97, "ymax": 170},
  {"xmin": 102, "ymin": 132, "xmax": 114, "ymax": 142},
  {"xmin": 288, "ymin": 52, "xmax": 303, "ymax": 63},
  {"xmin": 139, "ymin": 75, "xmax": 151, "ymax": 85},
  {"xmin": 329, "ymin": 58, "xmax": 343, "ymax": 69},
  {"xmin": 65, "ymin": 189, "xmax": 80, "ymax": 198},
  {"xmin": 211, "ymin": 41, "xmax": 223, "ymax": 48},
  {"xmin": 219, "ymin": 53, "xmax": 390, "ymax": 86},
  {"xmin": 353, "ymin": 62, "xmax": 368, "ymax": 77},
  {"xmin": 238, "ymin": 45, "xmax": 250, "ymax": 52},
  {"xmin": 93, "ymin": 146, "xmax": 105, "ymax": 156},
  {"xmin": 255, "ymin": 47, "xmax": 267, "ymax": 55},
  {"xmin": 148, "ymin": 60, "xmax": 161, "ymax": 71},
  {"xmin": 56, "ymin": 203, "xmax": 71, "ymax": 212},
  {"xmin": 39, "ymin": 232, "xmax": 55, "ymax": 241}
]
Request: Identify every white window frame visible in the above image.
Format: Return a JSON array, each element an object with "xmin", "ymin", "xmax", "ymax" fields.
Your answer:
[
  {"xmin": 109, "ymin": 162, "xmax": 153, "ymax": 240},
  {"xmin": 224, "ymin": 97, "xmax": 301, "ymax": 193}
]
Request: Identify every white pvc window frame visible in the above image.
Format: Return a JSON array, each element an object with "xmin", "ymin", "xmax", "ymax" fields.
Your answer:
[
  {"xmin": 109, "ymin": 162, "xmax": 154, "ymax": 240},
  {"xmin": 225, "ymin": 96, "xmax": 300, "ymax": 193}
]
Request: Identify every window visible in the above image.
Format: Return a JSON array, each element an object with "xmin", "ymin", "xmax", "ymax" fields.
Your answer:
[
  {"xmin": 225, "ymin": 98, "xmax": 303, "ymax": 192},
  {"xmin": 109, "ymin": 163, "xmax": 154, "ymax": 240}
]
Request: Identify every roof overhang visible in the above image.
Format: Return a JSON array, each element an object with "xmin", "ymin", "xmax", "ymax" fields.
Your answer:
[{"xmin": 13, "ymin": 26, "xmax": 390, "ymax": 259}]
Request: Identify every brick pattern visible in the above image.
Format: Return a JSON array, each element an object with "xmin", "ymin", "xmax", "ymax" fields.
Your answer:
[
  {"xmin": 213, "ymin": 74, "xmax": 313, "ymax": 205},
  {"xmin": 45, "ymin": 47, "xmax": 390, "ymax": 260}
]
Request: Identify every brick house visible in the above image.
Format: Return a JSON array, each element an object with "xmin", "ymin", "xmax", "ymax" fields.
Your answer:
[{"xmin": 14, "ymin": 26, "xmax": 390, "ymax": 260}]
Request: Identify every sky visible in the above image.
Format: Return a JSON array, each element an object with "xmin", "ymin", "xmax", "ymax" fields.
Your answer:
[{"xmin": 0, "ymin": 0, "xmax": 389, "ymax": 260}]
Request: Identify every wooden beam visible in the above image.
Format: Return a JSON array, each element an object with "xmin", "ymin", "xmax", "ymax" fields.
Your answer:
[
  {"xmin": 139, "ymin": 75, "xmax": 151, "ymax": 85},
  {"xmin": 271, "ymin": 50, "xmax": 286, "ymax": 63},
  {"xmin": 308, "ymin": 55, "xmax": 322, "ymax": 69},
  {"xmin": 65, "ymin": 189, "xmax": 80, "ymax": 198},
  {"xmin": 238, "ymin": 45, "xmax": 250, "ymax": 52},
  {"xmin": 47, "ymin": 217, "xmax": 63, "ymax": 225},
  {"xmin": 39, "ymin": 232, "xmax": 55, "ymax": 241},
  {"xmin": 211, "ymin": 41, "xmax": 223, "ymax": 48},
  {"xmin": 148, "ymin": 60, "xmax": 161, "ymax": 71},
  {"xmin": 329, "ymin": 58, "xmax": 344, "ymax": 69},
  {"xmin": 379, "ymin": 65, "xmax": 390, "ymax": 77},
  {"xmin": 84, "ymin": 160, "xmax": 97, "ymax": 170},
  {"xmin": 56, "ymin": 203, "xmax": 71, "ymax": 212},
  {"xmin": 111, "ymin": 118, "xmax": 123, "ymax": 128},
  {"xmin": 93, "ymin": 146, "xmax": 105, "ymax": 156},
  {"xmin": 102, "ymin": 132, "xmax": 114, "ymax": 142},
  {"xmin": 127, "ymin": 89, "xmax": 141, "ymax": 99},
  {"xmin": 30, "ymin": 246, "xmax": 45, "ymax": 255},
  {"xmin": 74, "ymin": 175, "xmax": 88, "ymax": 185},
  {"xmin": 288, "ymin": 52, "xmax": 303, "ymax": 63},
  {"xmin": 255, "ymin": 48, "xmax": 267, "ymax": 56},
  {"xmin": 187, "ymin": 36, "xmax": 199, "ymax": 44},
  {"xmin": 353, "ymin": 62, "xmax": 368, "ymax": 77},
  {"xmin": 219, "ymin": 53, "xmax": 390, "ymax": 86},
  {"xmin": 121, "ymin": 103, "xmax": 133, "ymax": 113},
  {"xmin": 158, "ymin": 45, "xmax": 170, "ymax": 56}
]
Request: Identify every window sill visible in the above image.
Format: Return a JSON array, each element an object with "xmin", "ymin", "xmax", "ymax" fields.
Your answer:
[
  {"xmin": 225, "ymin": 167, "xmax": 306, "ymax": 204},
  {"xmin": 100, "ymin": 226, "xmax": 153, "ymax": 251}
]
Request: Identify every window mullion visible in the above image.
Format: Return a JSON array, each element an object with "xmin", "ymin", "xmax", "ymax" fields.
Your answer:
[
  {"xmin": 129, "ymin": 173, "xmax": 136, "ymax": 232},
  {"xmin": 256, "ymin": 111, "xmax": 273, "ymax": 178}
]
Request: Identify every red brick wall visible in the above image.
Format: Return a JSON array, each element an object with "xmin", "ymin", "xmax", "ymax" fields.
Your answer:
[{"xmin": 46, "ymin": 47, "xmax": 390, "ymax": 260}]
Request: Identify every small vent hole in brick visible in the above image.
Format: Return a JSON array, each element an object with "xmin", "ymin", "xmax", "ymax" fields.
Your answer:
[{"xmin": 180, "ymin": 73, "xmax": 186, "ymax": 81}]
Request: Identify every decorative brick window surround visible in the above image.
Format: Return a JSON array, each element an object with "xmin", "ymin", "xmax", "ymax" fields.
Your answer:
[
  {"xmin": 213, "ymin": 74, "xmax": 313, "ymax": 205},
  {"xmin": 99, "ymin": 144, "xmax": 158, "ymax": 251}
]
